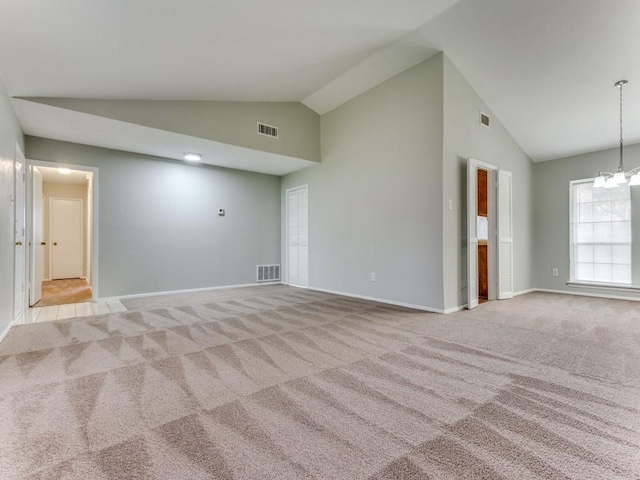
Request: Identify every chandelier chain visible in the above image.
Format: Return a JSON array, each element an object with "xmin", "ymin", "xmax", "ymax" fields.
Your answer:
[{"xmin": 620, "ymin": 80, "xmax": 624, "ymax": 147}]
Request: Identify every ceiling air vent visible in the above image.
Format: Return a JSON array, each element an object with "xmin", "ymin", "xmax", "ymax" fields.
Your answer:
[
  {"xmin": 257, "ymin": 264, "xmax": 280, "ymax": 282},
  {"xmin": 480, "ymin": 112, "xmax": 490, "ymax": 128},
  {"xmin": 257, "ymin": 122, "xmax": 279, "ymax": 138}
]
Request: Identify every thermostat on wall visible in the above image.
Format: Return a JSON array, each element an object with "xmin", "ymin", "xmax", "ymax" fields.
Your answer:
[{"xmin": 218, "ymin": 208, "xmax": 225, "ymax": 216}]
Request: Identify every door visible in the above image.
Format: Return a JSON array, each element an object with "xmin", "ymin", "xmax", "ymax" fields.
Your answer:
[
  {"xmin": 497, "ymin": 170, "xmax": 514, "ymax": 299},
  {"xmin": 51, "ymin": 198, "xmax": 83, "ymax": 279},
  {"xmin": 286, "ymin": 185, "xmax": 309, "ymax": 287},
  {"xmin": 30, "ymin": 167, "xmax": 44, "ymax": 305},
  {"xmin": 14, "ymin": 144, "xmax": 25, "ymax": 322}
]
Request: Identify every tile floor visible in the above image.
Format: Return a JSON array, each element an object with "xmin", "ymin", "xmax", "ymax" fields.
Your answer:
[{"xmin": 27, "ymin": 300, "xmax": 127, "ymax": 323}]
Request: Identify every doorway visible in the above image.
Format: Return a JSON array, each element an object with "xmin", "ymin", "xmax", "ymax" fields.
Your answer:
[
  {"xmin": 467, "ymin": 158, "xmax": 513, "ymax": 309},
  {"xmin": 28, "ymin": 162, "xmax": 97, "ymax": 308},
  {"xmin": 286, "ymin": 185, "xmax": 309, "ymax": 288},
  {"xmin": 477, "ymin": 169, "xmax": 489, "ymax": 303}
]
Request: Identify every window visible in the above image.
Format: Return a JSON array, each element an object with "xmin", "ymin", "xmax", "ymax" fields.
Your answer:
[{"xmin": 571, "ymin": 181, "xmax": 631, "ymax": 285}]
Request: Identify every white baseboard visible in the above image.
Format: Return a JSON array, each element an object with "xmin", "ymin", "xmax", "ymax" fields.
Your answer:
[
  {"xmin": 97, "ymin": 281, "xmax": 283, "ymax": 303},
  {"xmin": 513, "ymin": 288, "xmax": 536, "ymax": 297},
  {"xmin": 443, "ymin": 288, "xmax": 536, "ymax": 313},
  {"xmin": 534, "ymin": 288, "xmax": 640, "ymax": 302},
  {"xmin": 443, "ymin": 305, "xmax": 466, "ymax": 314},
  {"xmin": 0, "ymin": 319, "xmax": 17, "ymax": 345},
  {"xmin": 307, "ymin": 286, "xmax": 444, "ymax": 313}
]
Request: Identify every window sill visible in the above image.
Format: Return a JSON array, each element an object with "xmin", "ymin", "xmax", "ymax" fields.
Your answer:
[{"xmin": 566, "ymin": 281, "xmax": 640, "ymax": 293}]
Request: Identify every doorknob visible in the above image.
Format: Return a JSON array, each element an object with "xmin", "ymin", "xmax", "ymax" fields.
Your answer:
[
  {"xmin": 54, "ymin": 242, "xmax": 58, "ymax": 246},
  {"xmin": 15, "ymin": 241, "xmax": 22, "ymax": 246},
  {"xmin": 41, "ymin": 242, "xmax": 46, "ymax": 246}
]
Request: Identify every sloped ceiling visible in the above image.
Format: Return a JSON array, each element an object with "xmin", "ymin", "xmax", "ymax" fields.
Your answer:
[{"xmin": 1, "ymin": 0, "xmax": 639, "ymax": 170}]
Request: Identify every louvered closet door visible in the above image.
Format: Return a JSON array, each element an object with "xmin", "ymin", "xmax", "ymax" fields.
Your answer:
[
  {"xmin": 497, "ymin": 170, "xmax": 513, "ymax": 299},
  {"xmin": 287, "ymin": 186, "xmax": 309, "ymax": 287}
]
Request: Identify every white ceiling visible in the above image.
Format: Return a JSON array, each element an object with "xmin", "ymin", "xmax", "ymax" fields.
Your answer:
[
  {"xmin": 1, "ymin": 0, "xmax": 639, "ymax": 165},
  {"xmin": 36, "ymin": 165, "xmax": 90, "ymax": 186}
]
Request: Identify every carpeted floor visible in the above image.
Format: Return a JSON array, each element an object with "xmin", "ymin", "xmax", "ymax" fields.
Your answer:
[
  {"xmin": 35, "ymin": 278, "xmax": 93, "ymax": 307},
  {"xmin": 1, "ymin": 285, "xmax": 639, "ymax": 479}
]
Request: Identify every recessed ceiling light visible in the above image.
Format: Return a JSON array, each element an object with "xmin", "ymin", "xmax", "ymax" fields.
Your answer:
[
  {"xmin": 183, "ymin": 152, "xmax": 202, "ymax": 161},
  {"xmin": 57, "ymin": 168, "xmax": 72, "ymax": 174}
]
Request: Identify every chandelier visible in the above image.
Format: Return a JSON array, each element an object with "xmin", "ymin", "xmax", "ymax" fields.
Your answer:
[{"xmin": 593, "ymin": 80, "xmax": 640, "ymax": 188}]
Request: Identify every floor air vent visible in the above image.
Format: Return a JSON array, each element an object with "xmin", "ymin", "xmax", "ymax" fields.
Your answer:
[
  {"xmin": 257, "ymin": 122, "xmax": 279, "ymax": 138},
  {"xmin": 257, "ymin": 264, "xmax": 280, "ymax": 282}
]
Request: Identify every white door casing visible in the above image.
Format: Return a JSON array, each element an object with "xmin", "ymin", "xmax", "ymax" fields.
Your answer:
[
  {"xmin": 286, "ymin": 185, "xmax": 309, "ymax": 288},
  {"xmin": 497, "ymin": 170, "xmax": 514, "ymax": 299},
  {"xmin": 51, "ymin": 197, "xmax": 83, "ymax": 279},
  {"xmin": 30, "ymin": 167, "xmax": 44, "ymax": 305},
  {"xmin": 467, "ymin": 159, "xmax": 509, "ymax": 309},
  {"xmin": 14, "ymin": 144, "xmax": 26, "ymax": 323}
]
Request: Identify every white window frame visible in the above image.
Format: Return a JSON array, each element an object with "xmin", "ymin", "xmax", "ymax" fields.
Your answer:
[{"xmin": 569, "ymin": 178, "xmax": 632, "ymax": 287}]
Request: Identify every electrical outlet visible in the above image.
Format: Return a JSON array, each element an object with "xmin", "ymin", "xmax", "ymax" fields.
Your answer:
[
  {"xmin": 371, "ymin": 272, "xmax": 376, "ymax": 282},
  {"xmin": 552, "ymin": 268, "xmax": 559, "ymax": 277}
]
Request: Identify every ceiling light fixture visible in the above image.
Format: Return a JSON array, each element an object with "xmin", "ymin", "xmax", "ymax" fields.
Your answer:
[
  {"xmin": 594, "ymin": 80, "xmax": 640, "ymax": 188},
  {"xmin": 183, "ymin": 152, "xmax": 202, "ymax": 161},
  {"xmin": 57, "ymin": 168, "xmax": 72, "ymax": 174}
]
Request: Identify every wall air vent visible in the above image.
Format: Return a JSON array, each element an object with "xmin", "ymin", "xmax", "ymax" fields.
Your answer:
[
  {"xmin": 480, "ymin": 112, "xmax": 490, "ymax": 128},
  {"xmin": 257, "ymin": 264, "xmax": 280, "ymax": 282},
  {"xmin": 257, "ymin": 122, "xmax": 279, "ymax": 138}
]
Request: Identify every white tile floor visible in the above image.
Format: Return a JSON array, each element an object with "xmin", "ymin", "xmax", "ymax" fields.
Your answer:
[{"xmin": 27, "ymin": 299, "xmax": 127, "ymax": 323}]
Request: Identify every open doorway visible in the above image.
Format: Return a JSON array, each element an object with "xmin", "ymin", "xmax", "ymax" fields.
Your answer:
[
  {"xmin": 477, "ymin": 169, "xmax": 489, "ymax": 304},
  {"xmin": 467, "ymin": 158, "xmax": 513, "ymax": 309},
  {"xmin": 28, "ymin": 163, "xmax": 96, "ymax": 308}
]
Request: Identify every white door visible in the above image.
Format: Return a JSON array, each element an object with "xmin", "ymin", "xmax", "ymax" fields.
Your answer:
[
  {"xmin": 51, "ymin": 198, "xmax": 83, "ymax": 279},
  {"xmin": 14, "ymin": 145, "xmax": 26, "ymax": 322},
  {"xmin": 30, "ymin": 167, "xmax": 44, "ymax": 305},
  {"xmin": 497, "ymin": 170, "xmax": 514, "ymax": 299},
  {"xmin": 287, "ymin": 185, "xmax": 309, "ymax": 288}
]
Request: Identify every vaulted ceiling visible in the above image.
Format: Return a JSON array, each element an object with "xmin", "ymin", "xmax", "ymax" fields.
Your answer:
[{"xmin": 1, "ymin": 0, "xmax": 639, "ymax": 170}]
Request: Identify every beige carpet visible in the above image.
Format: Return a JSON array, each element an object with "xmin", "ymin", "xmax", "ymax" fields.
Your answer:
[
  {"xmin": 1, "ymin": 285, "xmax": 639, "ymax": 479},
  {"xmin": 35, "ymin": 278, "xmax": 92, "ymax": 307}
]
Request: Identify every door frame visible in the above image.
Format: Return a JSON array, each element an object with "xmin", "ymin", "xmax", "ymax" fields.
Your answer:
[
  {"xmin": 29, "ymin": 165, "xmax": 44, "ymax": 306},
  {"xmin": 467, "ymin": 158, "xmax": 498, "ymax": 309},
  {"xmin": 27, "ymin": 159, "xmax": 99, "ymax": 302},
  {"xmin": 49, "ymin": 196, "xmax": 84, "ymax": 280},
  {"xmin": 14, "ymin": 143, "xmax": 26, "ymax": 324},
  {"xmin": 285, "ymin": 184, "xmax": 309, "ymax": 287}
]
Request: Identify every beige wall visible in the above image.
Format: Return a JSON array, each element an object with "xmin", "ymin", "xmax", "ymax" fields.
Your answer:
[{"xmin": 42, "ymin": 182, "xmax": 89, "ymax": 280}]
